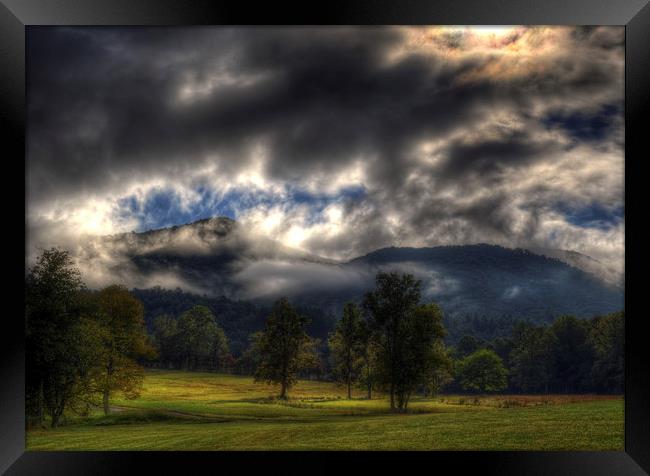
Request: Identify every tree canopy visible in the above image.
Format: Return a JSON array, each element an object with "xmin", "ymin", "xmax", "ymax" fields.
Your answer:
[
  {"xmin": 363, "ymin": 272, "xmax": 447, "ymax": 412},
  {"xmin": 328, "ymin": 302, "xmax": 365, "ymax": 399},
  {"xmin": 93, "ymin": 285, "xmax": 156, "ymax": 414},
  {"xmin": 254, "ymin": 298, "xmax": 317, "ymax": 399},
  {"xmin": 456, "ymin": 348, "xmax": 508, "ymax": 394},
  {"xmin": 26, "ymin": 248, "xmax": 86, "ymax": 427}
]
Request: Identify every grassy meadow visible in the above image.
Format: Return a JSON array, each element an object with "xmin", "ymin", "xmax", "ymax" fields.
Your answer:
[{"xmin": 26, "ymin": 370, "xmax": 624, "ymax": 451}]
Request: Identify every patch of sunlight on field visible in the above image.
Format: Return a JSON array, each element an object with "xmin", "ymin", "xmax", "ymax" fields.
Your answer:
[{"xmin": 26, "ymin": 370, "xmax": 624, "ymax": 451}]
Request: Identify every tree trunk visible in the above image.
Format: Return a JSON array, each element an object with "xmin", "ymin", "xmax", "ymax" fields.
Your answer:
[
  {"xmin": 104, "ymin": 357, "xmax": 114, "ymax": 415},
  {"xmin": 396, "ymin": 390, "xmax": 406, "ymax": 412},
  {"xmin": 51, "ymin": 395, "xmax": 66, "ymax": 428},
  {"xmin": 365, "ymin": 359, "xmax": 372, "ymax": 399},
  {"xmin": 37, "ymin": 379, "xmax": 44, "ymax": 427},
  {"xmin": 280, "ymin": 381, "xmax": 288, "ymax": 399},
  {"xmin": 103, "ymin": 388, "xmax": 110, "ymax": 415},
  {"xmin": 347, "ymin": 375, "xmax": 352, "ymax": 400},
  {"xmin": 390, "ymin": 383, "xmax": 395, "ymax": 411}
]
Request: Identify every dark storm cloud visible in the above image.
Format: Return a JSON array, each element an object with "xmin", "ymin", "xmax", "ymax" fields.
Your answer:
[
  {"xmin": 26, "ymin": 28, "xmax": 539, "ymax": 200},
  {"xmin": 26, "ymin": 26, "xmax": 625, "ymax": 287},
  {"xmin": 27, "ymin": 27, "xmax": 406, "ymax": 202},
  {"xmin": 436, "ymin": 130, "xmax": 558, "ymax": 181}
]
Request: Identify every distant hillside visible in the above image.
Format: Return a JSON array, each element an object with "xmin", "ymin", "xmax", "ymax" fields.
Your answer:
[
  {"xmin": 132, "ymin": 287, "xmax": 335, "ymax": 356},
  {"xmin": 343, "ymin": 244, "xmax": 622, "ymax": 321},
  {"xmin": 76, "ymin": 217, "xmax": 623, "ymax": 327},
  {"xmin": 526, "ymin": 246, "xmax": 623, "ymax": 289}
]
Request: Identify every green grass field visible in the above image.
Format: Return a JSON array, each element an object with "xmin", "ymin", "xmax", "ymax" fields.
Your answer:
[{"xmin": 26, "ymin": 370, "xmax": 624, "ymax": 451}]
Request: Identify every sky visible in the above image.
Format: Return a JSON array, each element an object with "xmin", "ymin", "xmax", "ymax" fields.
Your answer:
[{"xmin": 26, "ymin": 26, "xmax": 624, "ymax": 276}]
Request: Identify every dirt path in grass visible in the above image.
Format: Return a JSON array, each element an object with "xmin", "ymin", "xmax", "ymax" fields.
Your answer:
[
  {"xmin": 106, "ymin": 403, "xmax": 407, "ymax": 425},
  {"xmin": 109, "ymin": 404, "xmax": 235, "ymax": 421}
]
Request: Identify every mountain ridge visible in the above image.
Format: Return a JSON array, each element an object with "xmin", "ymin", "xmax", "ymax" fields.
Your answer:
[
  {"xmin": 74, "ymin": 216, "xmax": 623, "ymax": 321},
  {"xmin": 107, "ymin": 216, "xmax": 619, "ymax": 284}
]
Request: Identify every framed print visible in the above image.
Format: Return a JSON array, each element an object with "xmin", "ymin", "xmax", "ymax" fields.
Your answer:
[{"xmin": 2, "ymin": 0, "xmax": 649, "ymax": 474}]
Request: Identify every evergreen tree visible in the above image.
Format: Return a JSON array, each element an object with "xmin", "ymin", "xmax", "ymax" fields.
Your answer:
[
  {"xmin": 509, "ymin": 322, "xmax": 556, "ymax": 393},
  {"xmin": 550, "ymin": 316, "xmax": 593, "ymax": 393},
  {"xmin": 589, "ymin": 311, "xmax": 624, "ymax": 393}
]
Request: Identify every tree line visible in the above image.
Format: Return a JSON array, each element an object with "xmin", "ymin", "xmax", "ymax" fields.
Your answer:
[
  {"xmin": 149, "ymin": 287, "xmax": 623, "ymax": 401},
  {"xmin": 26, "ymin": 248, "xmax": 624, "ymax": 426},
  {"xmin": 149, "ymin": 271, "xmax": 624, "ymax": 403},
  {"xmin": 447, "ymin": 311, "xmax": 624, "ymax": 394}
]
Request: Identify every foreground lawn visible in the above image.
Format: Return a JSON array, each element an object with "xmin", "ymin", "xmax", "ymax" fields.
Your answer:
[{"xmin": 26, "ymin": 370, "xmax": 624, "ymax": 451}]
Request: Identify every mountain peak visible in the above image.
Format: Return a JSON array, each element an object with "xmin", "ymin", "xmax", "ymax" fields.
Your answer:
[
  {"xmin": 134, "ymin": 216, "xmax": 236, "ymax": 235},
  {"xmin": 189, "ymin": 216, "xmax": 236, "ymax": 226}
]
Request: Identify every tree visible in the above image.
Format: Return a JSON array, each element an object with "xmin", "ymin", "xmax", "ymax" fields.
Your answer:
[
  {"xmin": 209, "ymin": 325, "xmax": 230, "ymax": 372},
  {"xmin": 177, "ymin": 305, "xmax": 228, "ymax": 370},
  {"xmin": 456, "ymin": 349, "xmax": 508, "ymax": 394},
  {"xmin": 25, "ymin": 248, "xmax": 86, "ymax": 427},
  {"xmin": 454, "ymin": 335, "xmax": 484, "ymax": 359},
  {"xmin": 423, "ymin": 341, "xmax": 454, "ymax": 397},
  {"xmin": 237, "ymin": 331, "xmax": 263, "ymax": 375},
  {"xmin": 94, "ymin": 285, "xmax": 156, "ymax": 415},
  {"xmin": 357, "ymin": 318, "xmax": 379, "ymax": 399},
  {"xmin": 254, "ymin": 298, "xmax": 316, "ymax": 399},
  {"xmin": 328, "ymin": 302, "xmax": 364, "ymax": 399},
  {"xmin": 395, "ymin": 303, "xmax": 447, "ymax": 409},
  {"xmin": 550, "ymin": 316, "xmax": 593, "ymax": 393},
  {"xmin": 298, "ymin": 336, "xmax": 323, "ymax": 380},
  {"xmin": 487, "ymin": 336, "xmax": 513, "ymax": 364},
  {"xmin": 151, "ymin": 314, "xmax": 181, "ymax": 368},
  {"xmin": 509, "ymin": 322, "xmax": 556, "ymax": 393},
  {"xmin": 590, "ymin": 311, "xmax": 624, "ymax": 393},
  {"xmin": 40, "ymin": 315, "xmax": 103, "ymax": 427},
  {"xmin": 151, "ymin": 307, "xmax": 229, "ymax": 371},
  {"xmin": 363, "ymin": 272, "xmax": 447, "ymax": 412},
  {"xmin": 66, "ymin": 315, "xmax": 109, "ymax": 417}
]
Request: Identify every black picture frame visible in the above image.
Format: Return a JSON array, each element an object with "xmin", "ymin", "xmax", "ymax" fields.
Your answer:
[{"xmin": 2, "ymin": 1, "xmax": 648, "ymax": 474}]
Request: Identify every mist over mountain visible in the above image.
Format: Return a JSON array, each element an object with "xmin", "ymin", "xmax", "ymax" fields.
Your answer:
[
  {"xmin": 77, "ymin": 216, "xmax": 334, "ymax": 295},
  {"xmin": 344, "ymin": 245, "xmax": 622, "ymax": 320},
  {"xmin": 526, "ymin": 246, "xmax": 623, "ymax": 289},
  {"xmin": 73, "ymin": 217, "xmax": 623, "ymax": 325}
]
